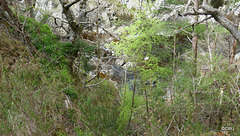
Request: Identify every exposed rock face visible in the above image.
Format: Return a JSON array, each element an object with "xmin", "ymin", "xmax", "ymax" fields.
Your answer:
[
  {"xmin": 33, "ymin": 0, "xmax": 173, "ymax": 41},
  {"xmin": 31, "ymin": 0, "xmax": 190, "ymax": 87},
  {"xmin": 234, "ymin": 53, "xmax": 240, "ymax": 62},
  {"xmin": 115, "ymin": 59, "xmax": 125, "ymax": 66},
  {"xmin": 87, "ymin": 55, "xmax": 135, "ymax": 84}
]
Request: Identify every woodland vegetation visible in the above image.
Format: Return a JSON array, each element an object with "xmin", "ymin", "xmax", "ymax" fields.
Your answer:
[{"xmin": 1, "ymin": 0, "xmax": 240, "ymax": 135}]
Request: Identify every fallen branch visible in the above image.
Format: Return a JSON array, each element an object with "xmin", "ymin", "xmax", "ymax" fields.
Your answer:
[
  {"xmin": 84, "ymin": 70, "xmax": 101, "ymax": 85},
  {"xmin": 85, "ymin": 76, "xmax": 108, "ymax": 88},
  {"xmin": 84, "ymin": 56, "xmax": 114, "ymax": 87}
]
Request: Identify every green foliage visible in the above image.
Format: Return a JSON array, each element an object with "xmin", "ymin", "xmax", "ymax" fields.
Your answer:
[
  {"xmin": 149, "ymin": 52, "xmax": 240, "ymax": 135},
  {"xmin": 231, "ymin": 0, "xmax": 240, "ymax": 3},
  {"xmin": 154, "ymin": 7, "xmax": 172, "ymax": 14},
  {"xmin": 19, "ymin": 15, "xmax": 95, "ymax": 73},
  {"xmin": 3, "ymin": 2, "xmax": 240, "ymax": 135},
  {"xmin": 165, "ymin": 0, "xmax": 188, "ymax": 5},
  {"xmin": 214, "ymin": 24, "xmax": 229, "ymax": 34},
  {"xmin": 75, "ymin": 127, "xmax": 93, "ymax": 136},
  {"xmin": 210, "ymin": 0, "xmax": 224, "ymax": 8},
  {"xmin": 195, "ymin": 24, "xmax": 207, "ymax": 38},
  {"xmin": 111, "ymin": 19, "xmax": 126, "ymax": 27},
  {"xmin": 116, "ymin": 12, "xmax": 134, "ymax": 21},
  {"xmin": 20, "ymin": 16, "xmax": 65, "ymax": 66},
  {"xmin": 73, "ymin": 40, "xmax": 96, "ymax": 72},
  {"xmin": 39, "ymin": 14, "xmax": 50, "ymax": 24},
  {"xmin": 117, "ymin": 90, "xmax": 145, "ymax": 133},
  {"xmin": 107, "ymin": 12, "xmax": 173, "ymax": 78},
  {"xmin": 1, "ymin": 11, "xmax": 125, "ymax": 135},
  {"xmin": 63, "ymin": 87, "xmax": 78, "ymax": 100},
  {"xmin": 0, "ymin": 60, "xmax": 80, "ymax": 135},
  {"xmin": 0, "ymin": 49, "xmax": 121, "ymax": 135},
  {"xmin": 78, "ymin": 80, "xmax": 120, "ymax": 135}
]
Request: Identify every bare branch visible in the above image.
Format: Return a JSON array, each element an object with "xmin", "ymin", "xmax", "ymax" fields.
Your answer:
[
  {"xmin": 85, "ymin": 76, "xmax": 107, "ymax": 88},
  {"xmin": 183, "ymin": 9, "xmax": 208, "ymax": 16},
  {"xmin": 49, "ymin": 16, "xmax": 70, "ymax": 33},
  {"xmin": 231, "ymin": 3, "xmax": 240, "ymax": 16},
  {"xmin": 64, "ymin": 0, "xmax": 80, "ymax": 9},
  {"xmin": 85, "ymin": 6, "xmax": 98, "ymax": 14},
  {"xmin": 84, "ymin": 68, "xmax": 102, "ymax": 86},
  {"xmin": 179, "ymin": 16, "xmax": 213, "ymax": 32},
  {"xmin": 77, "ymin": 21, "xmax": 118, "ymax": 39},
  {"xmin": 184, "ymin": 0, "xmax": 192, "ymax": 13},
  {"xmin": 184, "ymin": 5, "xmax": 240, "ymax": 44},
  {"xmin": 84, "ymin": 73, "xmax": 99, "ymax": 85}
]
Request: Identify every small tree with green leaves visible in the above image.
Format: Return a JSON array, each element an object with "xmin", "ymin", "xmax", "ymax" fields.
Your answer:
[
  {"xmin": 107, "ymin": 4, "xmax": 175, "ymax": 134},
  {"xmin": 107, "ymin": 6, "xmax": 173, "ymax": 78}
]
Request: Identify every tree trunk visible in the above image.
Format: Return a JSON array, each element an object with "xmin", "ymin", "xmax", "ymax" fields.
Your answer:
[
  {"xmin": 230, "ymin": 40, "xmax": 237, "ymax": 64},
  {"xmin": 59, "ymin": 0, "xmax": 87, "ymax": 41},
  {"xmin": 192, "ymin": 0, "xmax": 199, "ymax": 77},
  {"xmin": 127, "ymin": 69, "xmax": 137, "ymax": 132},
  {"xmin": 192, "ymin": 0, "xmax": 199, "ymax": 123}
]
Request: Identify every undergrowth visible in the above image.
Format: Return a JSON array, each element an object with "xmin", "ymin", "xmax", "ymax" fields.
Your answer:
[
  {"xmin": 1, "ymin": 8, "xmax": 240, "ymax": 136},
  {"xmin": 0, "ymin": 16, "xmax": 121, "ymax": 135}
]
